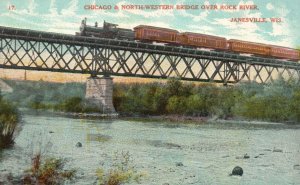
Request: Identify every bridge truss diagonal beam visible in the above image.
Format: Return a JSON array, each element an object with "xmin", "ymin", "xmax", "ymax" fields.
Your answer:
[{"xmin": 0, "ymin": 26, "xmax": 300, "ymax": 83}]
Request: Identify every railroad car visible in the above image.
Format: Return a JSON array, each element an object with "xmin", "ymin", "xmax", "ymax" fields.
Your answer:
[
  {"xmin": 269, "ymin": 45, "xmax": 300, "ymax": 61},
  {"xmin": 228, "ymin": 39, "xmax": 270, "ymax": 56},
  {"xmin": 77, "ymin": 19, "xmax": 300, "ymax": 62},
  {"xmin": 134, "ymin": 25, "xmax": 178, "ymax": 44},
  {"xmin": 178, "ymin": 32, "xmax": 227, "ymax": 50}
]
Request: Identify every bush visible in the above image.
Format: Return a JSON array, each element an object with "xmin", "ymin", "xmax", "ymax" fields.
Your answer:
[
  {"xmin": 166, "ymin": 96, "xmax": 187, "ymax": 114},
  {"xmin": 0, "ymin": 93, "xmax": 19, "ymax": 149},
  {"xmin": 23, "ymin": 153, "xmax": 76, "ymax": 185},
  {"xmin": 96, "ymin": 151, "xmax": 144, "ymax": 185},
  {"xmin": 290, "ymin": 89, "xmax": 300, "ymax": 122},
  {"xmin": 58, "ymin": 97, "xmax": 84, "ymax": 113},
  {"xmin": 234, "ymin": 80, "xmax": 299, "ymax": 122},
  {"xmin": 185, "ymin": 94, "xmax": 207, "ymax": 116},
  {"xmin": 212, "ymin": 87, "xmax": 243, "ymax": 119}
]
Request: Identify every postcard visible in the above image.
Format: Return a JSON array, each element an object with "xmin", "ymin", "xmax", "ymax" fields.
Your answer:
[{"xmin": 0, "ymin": 0, "xmax": 299, "ymax": 184}]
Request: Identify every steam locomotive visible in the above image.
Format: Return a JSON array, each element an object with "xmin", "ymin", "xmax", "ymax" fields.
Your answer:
[
  {"xmin": 77, "ymin": 18, "xmax": 134, "ymax": 40},
  {"xmin": 77, "ymin": 18, "xmax": 300, "ymax": 61}
]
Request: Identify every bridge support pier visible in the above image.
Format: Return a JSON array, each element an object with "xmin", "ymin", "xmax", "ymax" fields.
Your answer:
[{"xmin": 85, "ymin": 76, "xmax": 116, "ymax": 114}]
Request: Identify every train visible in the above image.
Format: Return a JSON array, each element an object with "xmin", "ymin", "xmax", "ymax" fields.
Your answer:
[{"xmin": 77, "ymin": 18, "xmax": 300, "ymax": 62}]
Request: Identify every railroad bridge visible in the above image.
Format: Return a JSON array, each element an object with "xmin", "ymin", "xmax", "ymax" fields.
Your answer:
[{"xmin": 0, "ymin": 26, "xmax": 300, "ymax": 113}]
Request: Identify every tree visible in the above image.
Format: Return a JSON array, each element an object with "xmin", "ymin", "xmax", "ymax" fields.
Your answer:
[{"xmin": 166, "ymin": 96, "xmax": 187, "ymax": 114}]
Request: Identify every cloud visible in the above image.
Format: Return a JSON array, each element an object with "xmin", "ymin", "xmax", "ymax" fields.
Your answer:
[
  {"xmin": 187, "ymin": 25, "xmax": 215, "ymax": 34},
  {"xmin": 178, "ymin": 0, "xmax": 210, "ymax": 22},
  {"xmin": 266, "ymin": 3, "xmax": 274, "ymax": 10},
  {"xmin": 211, "ymin": 10, "xmax": 266, "ymax": 45},
  {"xmin": 61, "ymin": 0, "xmax": 78, "ymax": 16},
  {"xmin": 270, "ymin": 21, "xmax": 289, "ymax": 37},
  {"xmin": 267, "ymin": 3, "xmax": 293, "ymax": 46},
  {"xmin": 49, "ymin": 0, "xmax": 58, "ymax": 16},
  {"xmin": 28, "ymin": 0, "xmax": 37, "ymax": 15}
]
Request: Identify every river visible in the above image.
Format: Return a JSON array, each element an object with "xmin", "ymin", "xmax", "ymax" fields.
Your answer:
[{"xmin": 1, "ymin": 112, "xmax": 300, "ymax": 185}]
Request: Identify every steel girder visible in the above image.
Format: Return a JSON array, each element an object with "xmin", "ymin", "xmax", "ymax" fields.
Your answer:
[{"xmin": 0, "ymin": 36, "xmax": 300, "ymax": 83}]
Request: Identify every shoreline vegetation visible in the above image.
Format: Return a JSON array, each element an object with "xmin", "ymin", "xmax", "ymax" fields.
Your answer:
[
  {"xmin": 0, "ymin": 92, "xmax": 19, "ymax": 149},
  {"xmin": 1, "ymin": 77, "xmax": 300, "ymax": 124}
]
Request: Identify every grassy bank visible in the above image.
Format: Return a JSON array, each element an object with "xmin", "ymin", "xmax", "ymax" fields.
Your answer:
[
  {"xmin": 2, "ymin": 78, "xmax": 300, "ymax": 123},
  {"xmin": 0, "ymin": 93, "xmax": 19, "ymax": 149}
]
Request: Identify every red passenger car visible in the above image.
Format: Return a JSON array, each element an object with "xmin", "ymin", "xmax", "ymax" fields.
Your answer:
[
  {"xmin": 178, "ymin": 32, "xmax": 227, "ymax": 50},
  {"xmin": 269, "ymin": 45, "xmax": 300, "ymax": 61},
  {"xmin": 134, "ymin": 25, "xmax": 178, "ymax": 44},
  {"xmin": 228, "ymin": 39, "xmax": 270, "ymax": 56}
]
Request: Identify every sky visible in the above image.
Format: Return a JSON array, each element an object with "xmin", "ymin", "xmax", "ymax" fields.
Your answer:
[{"xmin": 0, "ymin": 0, "xmax": 299, "ymax": 48}]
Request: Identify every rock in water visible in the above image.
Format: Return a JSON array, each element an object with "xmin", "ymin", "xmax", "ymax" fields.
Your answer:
[
  {"xmin": 273, "ymin": 148, "xmax": 283, "ymax": 153},
  {"xmin": 243, "ymin": 154, "xmax": 250, "ymax": 159},
  {"xmin": 294, "ymin": 165, "xmax": 300, "ymax": 170},
  {"xmin": 176, "ymin": 162, "xmax": 183, "ymax": 167},
  {"xmin": 76, "ymin": 142, "xmax": 82, "ymax": 147},
  {"xmin": 231, "ymin": 166, "xmax": 243, "ymax": 176}
]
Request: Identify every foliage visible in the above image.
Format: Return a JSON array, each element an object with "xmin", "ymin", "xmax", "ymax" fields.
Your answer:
[
  {"xmin": 234, "ymin": 79, "xmax": 299, "ymax": 122},
  {"xmin": 0, "ymin": 93, "xmax": 19, "ymax": 149},
  {"xmin": 3, "ymin": 78, "xmax": 300, "ymax": 123},
  {"xmin": 54, "ymin": 96, "xmax": 103, "ymax": 113},
  {"xmin": 185, "ymin": 94, "xmax": 206, "ymax": 116},
  {"xmin": 3, "ymin": 80, "xmax": 85, "ymax": 108},
  {"xmin": 166, "ymin": 96, "xmax": 187, "ymax": 114},
  {"xmin": 291, "ymin": 89, "xmax": 300, "ymax": 121},
  {"xmin": 96, "ymin": 151, "xmax": 144, "ymax": 185},
  {"xmin": 56, "ymin": 97, "xmax": 84, "ymax": 113},
  {"xmin": 23, "ymin": 153, "xmax": 76, "ymax": 185}
]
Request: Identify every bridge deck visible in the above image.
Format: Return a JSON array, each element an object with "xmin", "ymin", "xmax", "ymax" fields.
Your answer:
[{"xmin": 0, "ymin": 25, "xmax": 299, "ymax": 83}]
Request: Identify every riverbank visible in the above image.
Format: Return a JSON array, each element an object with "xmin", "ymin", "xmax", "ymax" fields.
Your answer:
[
  {"xmin": 2, "ymin": 77, "xmax": 300, "ymax": 124},
  {"xmin": 122, "ymin": 115, "xmax": 209, "ymax": 123},
  {"xmin": 19, "ymin": 108, "xmax": 300, "ymax": 128}
]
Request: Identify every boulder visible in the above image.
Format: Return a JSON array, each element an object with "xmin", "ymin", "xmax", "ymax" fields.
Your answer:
[
  {"xmin": 294, "ymin": 165, "xmax": 300, "ymax": 170},
  {"xmin": 243, "ymin": 154, "xmax": 250, "ymax": 159},
  {"xmin": 76, "ymin": 142, "xmax": 82, "ymax": 147},
  {"xmin": 273, "ymin": 148, "xmax": 283, "ymax": 153},
  {"xmin": 231, "ymin": 166, "xmax": 243, "ymax": 176},
  {"xmin": 176, "ymin": 162, "xmax": 183, "ymax": 167}
]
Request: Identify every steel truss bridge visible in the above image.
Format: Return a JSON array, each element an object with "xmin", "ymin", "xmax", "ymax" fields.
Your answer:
[{"xmin": 0, "ymin": 26, "xmax": 300, "ymax": 83}]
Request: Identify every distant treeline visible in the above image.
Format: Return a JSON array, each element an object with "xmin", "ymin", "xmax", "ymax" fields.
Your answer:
[
  {"xmin": 113, "ymin": 78, "xmax": 300, "ymax": 123},
  {"xmin": 2, "ymin": 78, "xmax": 300, "ymax": 123}
]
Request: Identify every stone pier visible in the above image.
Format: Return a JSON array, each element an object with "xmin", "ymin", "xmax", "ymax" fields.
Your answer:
[{"xmin": 85, "ymin": 76, "xmax": 116, "ymax": 114}]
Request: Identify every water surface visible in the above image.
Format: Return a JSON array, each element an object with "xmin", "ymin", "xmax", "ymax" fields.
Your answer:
[{"xmin": 1, "ymin": 112, "xmax": 300, "ymax": 185}]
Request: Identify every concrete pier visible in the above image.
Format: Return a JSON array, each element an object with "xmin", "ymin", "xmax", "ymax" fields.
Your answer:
[{"xmin": 85, "ymin": 76, "xmax": 116, "ymax": 113}]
